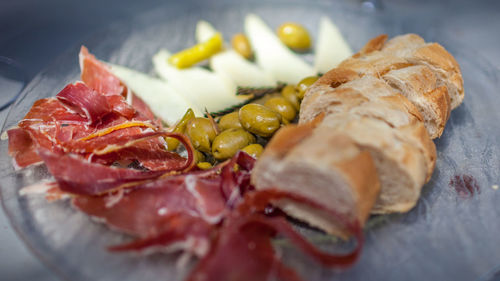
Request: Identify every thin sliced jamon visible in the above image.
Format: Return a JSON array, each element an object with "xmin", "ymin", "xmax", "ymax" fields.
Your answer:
[
  {"xmin": 38, "ymin": 149, "xmax": 167, "ymax": 195},
  {"xmin": 91, "ymin": 143, "xmax": 187, "ymax": 171},
  {"xmin": 18, "ymin": 97, "xmax": 88, "ymax": 125},
  {"xmin": 72, "ymin": 175, "xmax": 226, "ymax": 237},
  {"xmin": 80, "ymin": 46, "xmax": 124, "ymax": 97},
  {"xmin": 108, "ymin": 214, "xmax": 213, "ymax": 258},
  {"xmin": 187, "ymin": 188, "xmax": 363, "ymax": 281},
  {"xmin": 72, "ymin": 152, "xmax": 255, "ymax": 254},
  {"xmin": 16, "ymin": 97, "xmax": 178, "ymax": 171},
  {"xmin": 80, "ymin": 46, "xmax": 161, "ymax": 121},
  {"xmin": 7, "ymin": 127, "xmax": 43, "ymax": 169},
  {"xmin": 56, "ymin": 82, "xmax": 111, "ymax": 124},
  {"xmin": 39, "ymin": 131, "xmax": 195, "ymax": 195}
]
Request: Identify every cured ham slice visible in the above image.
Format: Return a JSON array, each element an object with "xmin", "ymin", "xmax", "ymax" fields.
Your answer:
[
  {"xmin": 38, "ymin": 149, "xmax": 168, "ymax": 195},
  {"xmin": 71, "ymin": 152, "xmax": 255, "ymax": 255},
  {"xmin": 73, "ymin": 176, "xmax": 226, "ymax": 237},
  {"xmin": 108, "ymin": 214, "xmax": 213, "ymax": 258},
  {"xmin": 80, "ymin": 46, "xmax": 136, "ymax": 119},
  {"xmin": 73, "ymin": 152, "xmax": 254, "ymax": 236},
  {"xmin": 10, "ymin": 47, "xmax": 179, "ymax": 171},
  {"xmin": 38, "ymin": 130, "xmax": 194, "ymax": 195},
  {"xmin": 80, "ymin": 46, "xmax": 159, "ymax": 124},
  {"xmin": 56, "ymin": 82, "xmax": 111, "ymax": 124},
  {"xmin": 186, "ymin": 189, "xmax": 363, "ymax": 281},
  {"xmin": 7, "ymin": 128, "xmax": 43, "ymax": 169},
  {"xmin": 80, "ymin": 46, "xmax": 124, "ymax": 97}
]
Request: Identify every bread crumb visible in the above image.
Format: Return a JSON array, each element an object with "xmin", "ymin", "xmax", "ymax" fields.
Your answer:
[{"xmin": 492, "ymin": 185, "xmax": 499, "ymax": 190}]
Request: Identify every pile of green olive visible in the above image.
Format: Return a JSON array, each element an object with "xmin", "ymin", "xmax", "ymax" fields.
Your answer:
[{"xmin": 167, "ymin": 76, "xmax": 319, "ymax": 169}]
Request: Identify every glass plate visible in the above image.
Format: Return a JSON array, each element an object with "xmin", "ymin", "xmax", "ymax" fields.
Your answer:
[{"xmin": 1, "ymin": 1, "xmax": 500, "ymax": 280}]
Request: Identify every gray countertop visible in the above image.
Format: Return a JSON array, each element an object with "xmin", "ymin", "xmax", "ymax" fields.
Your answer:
[{"xmin": 1, "ymin": 0, "xmax": 499, "ymax": 280}]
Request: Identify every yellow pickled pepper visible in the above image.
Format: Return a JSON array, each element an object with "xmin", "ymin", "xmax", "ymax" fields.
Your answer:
[{"xmin": 168, "ymin": 32, "xmax": 223, "ymax": 69}]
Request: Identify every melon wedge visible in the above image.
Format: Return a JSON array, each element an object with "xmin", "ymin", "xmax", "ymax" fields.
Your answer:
[
  {"xmin": 195, "ymin": 20, "xmax": 218, "ymax": 43},
  {"xmin": 210, "ymin": 50, "xmax": 277, "ymax": 87},
  {"xmin": 109, "ymin": 64, "xmax": 200, "ymax": 125},
  {"xmin": 314, "ymin": 16, "xmax": 353, "ymax": 74},
  {"xmin": 195, "ymin": 20, "xmax": 277, "ymax": 88},
  {"xmin": 244, "ymin": 14, "xmax": 316, "ymax": 85},
  {"xmin": 153, "ymin": 50, "xmax": 249, "ymax": 114}
]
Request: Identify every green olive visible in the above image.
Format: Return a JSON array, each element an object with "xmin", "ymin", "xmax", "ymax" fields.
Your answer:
[
  {"xmin": 264, "ymin": 96, "xmax": 297, "ymax": 122},
  {"xmin": 239, "ymin": 104, "xmax": 282, "ymax": 137},
  {"xmin": 296, "ymin": 76, "xmax": 319, "ymax": 99},
  {"xmin": 166, "ymin": 108, "xmax": 195, "ymax": 151},
  {"xmin": 281, "ymin": 85, "xmax": 300, "ymax": 111},
  {"xmin": 212, "ymin": 128, "xmax": 256, "ymax": 160},
  {"xmin": 231, "ymin": 33, "xmax": 253, "ymax": 59},
  {"xmin": 197, "ymin": 162, "xmax": 213, "ymax": 170},
  {"xmin": 218, "ymin": 111, "xmax": 242, "ymax": 131},
  {"xmin": 241, "ymin": 143, "xmax": 264, "ymax": 159},
  {"xmin": 277, "ymin": 22, "xmax": 311, "ymax": 50},
  {"xmin": 186, "ymin": 117, "xmax": 217, "ymax": 153},
  {"xmin": 193, "ymin": 149, "xmax": 205, "ymax": 163}
]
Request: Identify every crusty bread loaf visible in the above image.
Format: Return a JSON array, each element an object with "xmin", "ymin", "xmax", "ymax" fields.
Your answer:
[
  {"xmin": 339, "ymin": 33, "xmax": 463, "ymax": 138},
  {"xmin": 252, "ymin": 34, "xmax": 462, "ymax": 234},
  {"xmin": 251, "ymin": 122, "xmax": 381, "ymax": 237}
]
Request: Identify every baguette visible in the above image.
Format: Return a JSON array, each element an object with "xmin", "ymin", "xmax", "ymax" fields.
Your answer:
[{"xmin": 252, "ymin": 34, "xmax": 463, "ymax": 234}]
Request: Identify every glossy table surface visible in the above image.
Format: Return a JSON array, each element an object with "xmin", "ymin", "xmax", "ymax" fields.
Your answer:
[{"xmin": 0, "ymin": 0, "xmax": 499, "ymax": 280}]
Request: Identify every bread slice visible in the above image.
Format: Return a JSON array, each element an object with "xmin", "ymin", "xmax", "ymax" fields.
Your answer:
[
  {"xmin": 381, "ymin": 34, "xmax": 464, "ymax": 110},
  {"xmin": 383, "ymin": 65, "xmax": 451, "ymax": 138},
  {"xmin": 300, "ymin": 75, "xmax": 416, "ymax": 125},
  {"xmin": 319, "ymin": 113, "xmax": 428, "ymax": 213},
  {"xmin": 337, "ymin": 34, "xmax": 463, "ymax": 138},
  {"xmin": 251, "ymin": 123, "xmax": 380, "ymax": 237},
  {"xmin": 301, "ymin": 75, "xmax": 436, "ymax": 181}
]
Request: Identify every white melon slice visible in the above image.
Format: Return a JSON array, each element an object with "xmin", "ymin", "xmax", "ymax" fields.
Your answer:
[
  {"xmin": 244, "ymin": 14, "xmax": 316, "ymax": 85},
  {"xmin": 153, "ymin": 50, "xmax": 248, "ymax": 114},
  {"xmin": 314, "ymin": 16, "xmax": 353, "ymax": 74},
  {"xmin": 109, "ymin": 64, "xmax": 200, "ymax": 125},
  {"xmin": 195, "ymin": 20, "xmax": 218, "ymax": 43},
  {"xmin": 210, "ymin": 50, "xmax": 277, "ymax": 87},
  {"xmin": 195, "ymin": 20, "xmax": 277, "ymax": 88}
]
